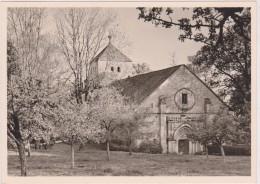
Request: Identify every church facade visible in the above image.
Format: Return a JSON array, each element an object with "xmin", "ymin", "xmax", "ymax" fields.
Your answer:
[
  {"xmin": 113, "ymin": 65, "xmax": 225, "ymax": 154},
  {"xmin": 91, "ymin": 37, "xmax": 225, "ymax": 154}
]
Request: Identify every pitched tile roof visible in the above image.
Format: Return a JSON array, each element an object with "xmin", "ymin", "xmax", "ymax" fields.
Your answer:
[
  {"xmin": 91, "ymin": 43, "xmax": 133, "ymax": 63},
  {"xmin": 113, "ymin": 64, "xmax": 228, "ymax": 109},
  {"xmin": 112, "ymin": 65, "xmax": 182, "ymax": 104}
]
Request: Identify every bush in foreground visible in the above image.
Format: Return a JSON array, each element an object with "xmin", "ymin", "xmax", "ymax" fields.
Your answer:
[
  {"xmin": 208, "ymin": 145, "xmax": 250, "ymax": 156},
  {"xmin": 110, "ymin": 141, "xmax": 162, "ymax": 154},
  {"xmin": 138, "ymin": 141, "xmax": 162, "ymax": 154}
]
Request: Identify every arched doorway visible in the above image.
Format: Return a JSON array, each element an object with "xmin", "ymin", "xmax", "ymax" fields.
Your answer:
[
  {"xmin": 169, "ymin": 124, "xmax": 192, "ymax": 154},
  {"xmin": 178, "ymin": 139, "xmax": 189, "ymax": 154}
]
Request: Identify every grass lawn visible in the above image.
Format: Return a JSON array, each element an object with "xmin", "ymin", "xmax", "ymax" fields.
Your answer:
[{"xmin": 8, "ymin": 143, "xmax": 251, "ymax": 176}]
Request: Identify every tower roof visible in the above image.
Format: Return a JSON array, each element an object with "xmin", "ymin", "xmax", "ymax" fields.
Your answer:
[{"xmin": 91, "ymin": 43, "xmax": 133, "ymax": 63}]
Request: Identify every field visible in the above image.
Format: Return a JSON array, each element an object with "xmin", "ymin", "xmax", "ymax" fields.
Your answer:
[{"xmin": 8, "ymin": 143, "xmax": 251, "ymax": 176}]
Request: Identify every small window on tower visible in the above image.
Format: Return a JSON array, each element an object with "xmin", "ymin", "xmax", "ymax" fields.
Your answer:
[
  {"xmin": 111, "ymin": 67, "xmax": 114, "ymax": 72},
  {"xmin": 182, "ymin": 93, "xmax": 188, "ymax": 104},
  {"xmin": 117, "ymin": 67, "xmax": 121, "ymax": 72}
]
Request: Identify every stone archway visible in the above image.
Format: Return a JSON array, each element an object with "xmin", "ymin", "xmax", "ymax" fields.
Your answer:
[
  {"xmin": 174, "ymin": 124, "xmax": 192, "ymax": 154},
  {"xmin": 167, "ymin": 122, "xmax": 204, "ymax": 154},
  {"xmin": 174, "ymin": 124, "xmax": 191, "ymax": 140},
  {"xmin": 167, "ymin": 123, "xmax": 192, "ymax": 154}
]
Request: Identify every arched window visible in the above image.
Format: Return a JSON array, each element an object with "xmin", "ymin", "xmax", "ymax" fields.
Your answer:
[
  {"xmin": 117, "ymin": 67, "xmax": 121, "ymax": 72},
  {"xmin": 111, "ymin": 67, "xmax": 114, "ymax": 72}
]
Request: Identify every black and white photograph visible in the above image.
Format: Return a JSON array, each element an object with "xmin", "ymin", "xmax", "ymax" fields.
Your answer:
[{"xmin": 1, "ymin": 1, "xmax": 257, "ymax": 183}]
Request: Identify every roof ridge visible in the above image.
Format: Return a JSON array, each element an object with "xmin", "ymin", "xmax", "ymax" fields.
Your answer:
[
  {"xmin": 112, "ymin": 65, "xmax": 183, "ymax": 104},
  {"xmin": 119, "ymin": 64, "xmax": 183, "ymax": 81}
]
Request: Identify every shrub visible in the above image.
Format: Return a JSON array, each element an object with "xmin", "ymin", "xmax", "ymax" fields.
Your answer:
[
  {"xmin": 138, "ymin": 141, "xmax": 162, "ymax": 154},
  {"xmin": 194, "ymin": 151, "xmax": 206, "ymax": 155},
  {"xmin": 110, "ymin": 143, "xmax": 129, "ymax": 152},
  {"xmin": 110, "ymin": 141, "xmax": 139, "ymax": 153},
  {"xmin": 110, "ymin": 141, "xmax": 162, "ymax": 154},
  {"xmin": 111, "ymin": 138, "xmax": 125, "ymax": 146},
  {"xmin": 224, "ymin": 145, "xmax": 251, "ymax": 156},
  {"xmin": 208, "ymin": 144, "xmax": 250, "ymax": 156},
  {"xmin": 103, "ymin": 168, "xmax": 113, "ymax": 173}
]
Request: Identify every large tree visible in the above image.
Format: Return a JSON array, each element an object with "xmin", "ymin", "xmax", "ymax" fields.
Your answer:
[
  {"xmin": 115, "ymin": 107, "xmax": 151, "ymax": 155},
  {"xmin": 54, "ymin": 95, "xmax": 102, "ymax": 168},
  {"xmin": 137, "ymin": 7, "xmax": 250, "ymax": 47},
  {"xmin": 7, "ymin": 8, "xmax": 64, "ymax": 176},
  {"xmin": 55, "ymin": 8, "xmax": 118, "ymax": 103},
  {"xmin": 189, "ymin": 26, "xmax": 251, "ymax": 116},
  {"xmin": 90, "ymin": 87, "xmax": 131, "ymax": 161},
  {"xmin": 187, "ymin": 107, "xmax": 239, "ymax": 162}
]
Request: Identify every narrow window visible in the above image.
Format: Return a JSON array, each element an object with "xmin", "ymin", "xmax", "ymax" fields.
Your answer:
[
  {"xmin": 182, "ymin": 93, "xmax": 188, "ymax": 104},
  {"xmin": 117, "ymin": 67, "xmax": 121, "ymax": 72},
  {"xmin": 151, "ymin": 103, "xmax": 153, "ymax": 108},
  {"xmin": 111, "ymin": 66, "xmax": 114, "ymax": 72}
]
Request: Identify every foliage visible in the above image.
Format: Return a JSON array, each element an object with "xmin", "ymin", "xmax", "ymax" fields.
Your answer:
[
  {"xmin": 187, "ymin": 106, "xmax": 240, "ymax": 160},
  {"xmin": 89, "ymin": 87, "xmax": 130, "ymax": 160},
  {"xmin": 184, "ymin": 8, "xmax": 251, "ymax": 148},
  {"xmin": 88, "ymin": 87, "xmax": 152, "ymax": 158},
  {"xmin": 236, "ymin": 102, "xmax": 251, "ymax": 145},
  {"xmin": 194, "ymin": 151, "xmax": 206, "ymax": 155},
  {"xmin": 114, "ymin": 106, "xmax": 151, "ymax": 154},
  {"xmin": 54, "ymin": 98, "xmax": 103, "ymax": 145},
  {"xmin": 52, "ymin": 90, "xmax": 105, "ymax": 168},
  {"xmin": 210, "ymin": 107, "xmax": 240, "ymax": 146},
  {"xmin": 137, "ymin": 7, "xmax": 250, "ymax": 46},
  {"xmin": 138, "ymin": 141, "xmax": 162, "ymax": 154},
  {"xmin": 186, "ymin": 116, "xmax": 213, "ymax": 147},
  {"xmin": 90, "ymin": 87, "xmax": 125, "ymax": 140},
  {"xmin": 132, "ymin": 62, "xmax": 151, "ymax": 76},
  {"xmin": 189, "ymin": 25, "xmax": 251, "ymax": 116},
  {"xmin": 109, "ymin": 143, "xmax": 139, "ymax": 153},
  {"xmin": 207, "ymin": 145, "xmax": 250, "ymax": 156},
  {"xmin": 7, "ymin": 8, "xmax": 67, "ymax": 176}
]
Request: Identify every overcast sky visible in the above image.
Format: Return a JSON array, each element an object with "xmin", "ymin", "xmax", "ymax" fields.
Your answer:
[
  {"xmin": 46, "ymin": 7, "xmax": 204, "ymax": 71},
  {"xmin": 115, "ymin": 8, "xmax": 204, "ymax": 70}
]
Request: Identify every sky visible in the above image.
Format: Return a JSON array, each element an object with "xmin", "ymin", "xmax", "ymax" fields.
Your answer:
[
  {"xmin": 45, "ymin": 7, "xmax": 204, "ymax": 71},
  {"xmin": 114, "ymin": 8, "xmax": 204, "ymax": 70}
]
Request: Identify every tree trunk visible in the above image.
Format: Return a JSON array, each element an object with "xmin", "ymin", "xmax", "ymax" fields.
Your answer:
[
  {"xmin": 106, "ymin": 140, "xmax": 110, "ymax": 161},
  {"xmin": 205, "ymin": 144, "xmax": 208, "ymax": 160},
  {"xmin": 129, "ymin": 146, "xmax": 133, "ymax": 155},
  {"xmin": 220, "ymin": 145, "xmax": 226, "ymax": 163},
  {"xmin": 27, "ymin": 147, "xmax": 31, "ymax": 158},
  {"xmin": 26, "ymin": 142, "xmax": 31, "ymax": 158},
  {"xmin": 129, "ymin": 141, "xmax": 133, "ymax": 155},
  {"xmin": 17, "ymin": 140, "xmax": 27, "ymax": 176},
  {"xmin": 71, "ymin": 136, "xmax": 75, "ymax": 169}
]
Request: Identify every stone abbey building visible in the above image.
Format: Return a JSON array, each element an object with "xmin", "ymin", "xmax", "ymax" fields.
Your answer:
[{"xmin": 90, "ymin": 37, "xmax": 225, "ymax": 154}]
